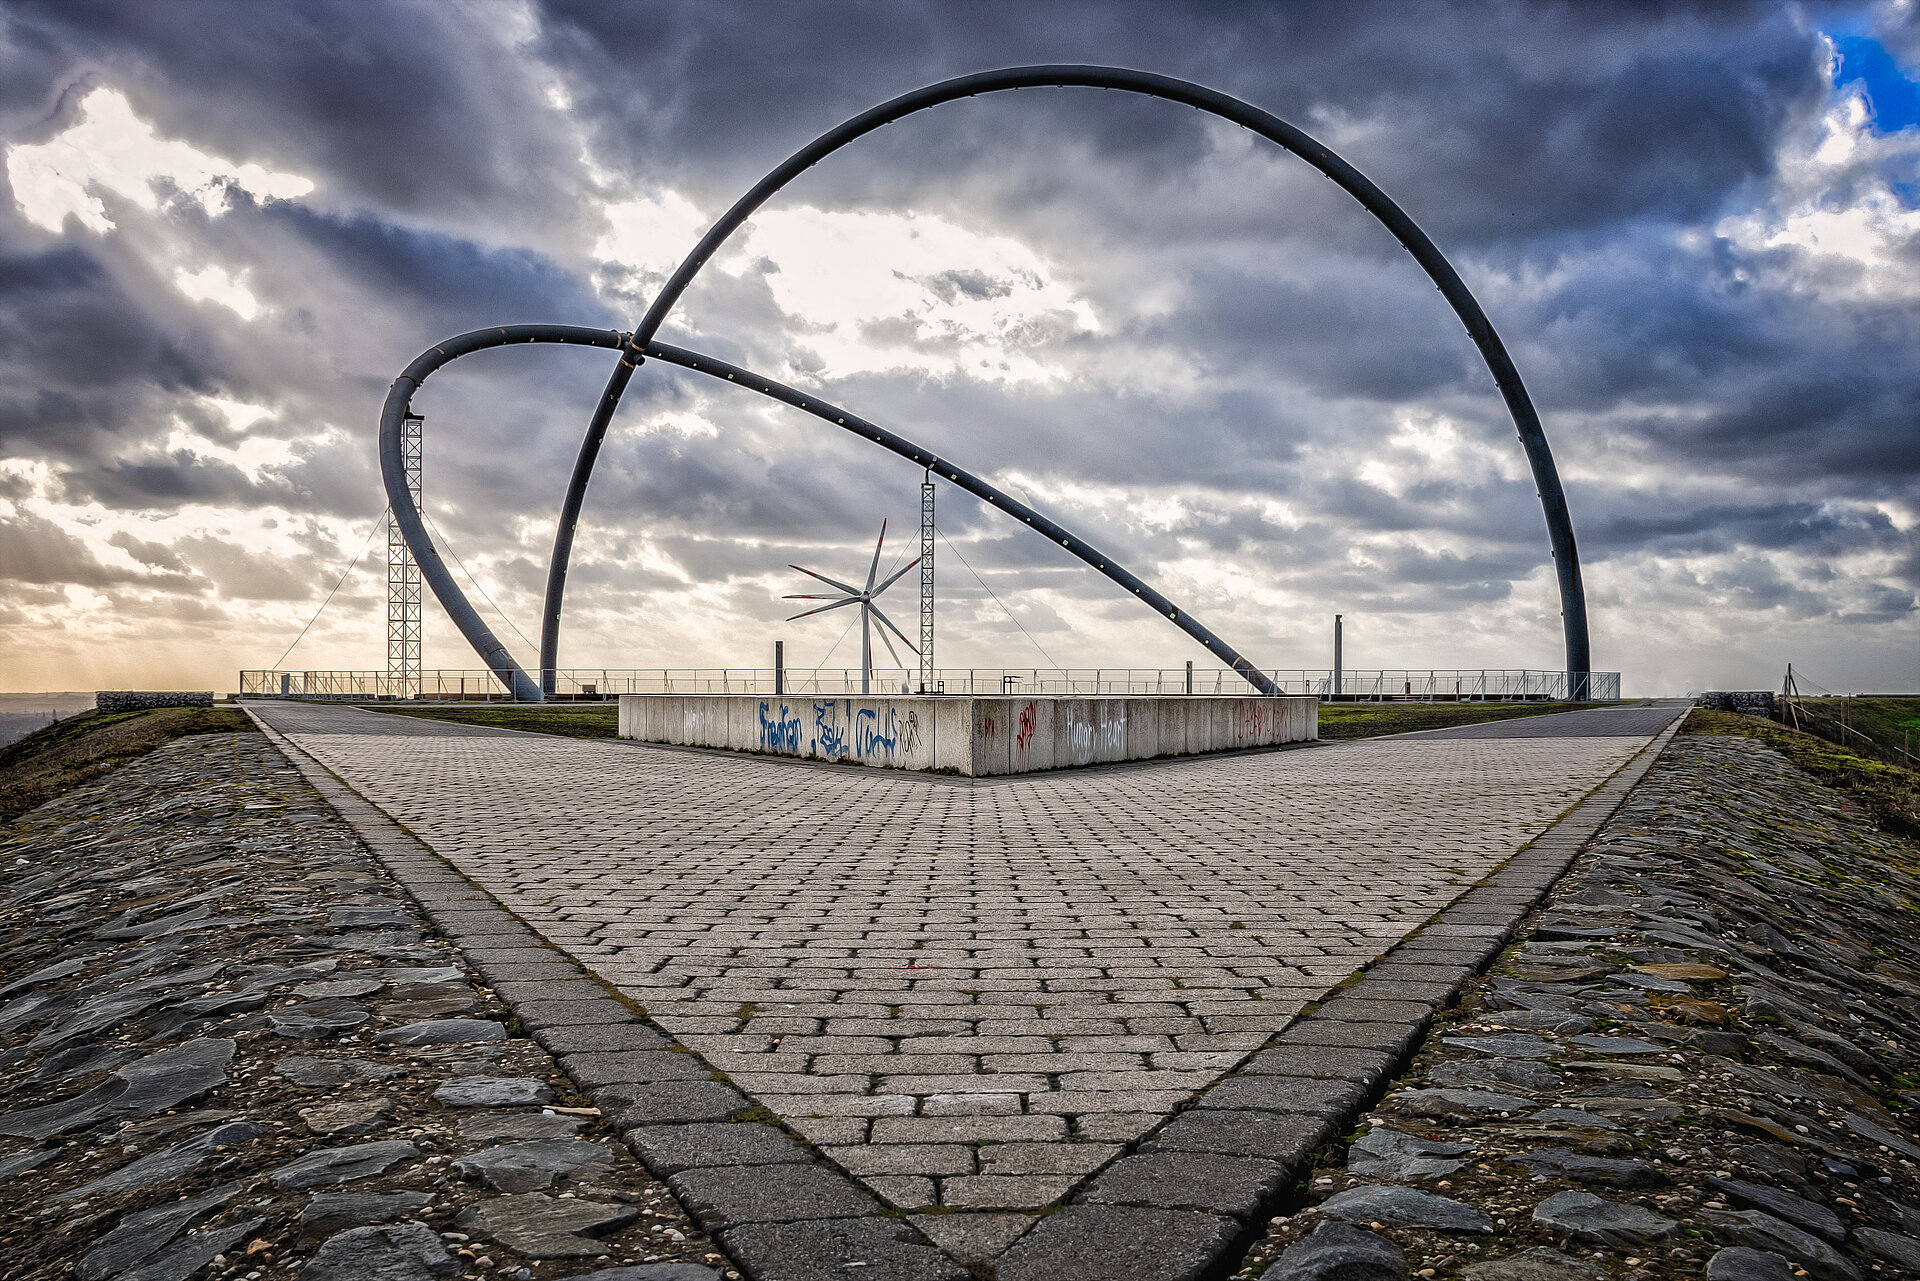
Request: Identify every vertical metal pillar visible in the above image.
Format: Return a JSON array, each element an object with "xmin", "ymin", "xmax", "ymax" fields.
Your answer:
[
  {"xmin": 860, "ymin": 601, "xmax": 872, "ymax": 695},
  {"xmin": 775, "ymin": 640, "xmax": 785, "ymax": 697},
  {"xmin": 1332, "ymin": 614, "xmax": 1343, "ymax": 701},
  {"xmin": 1186, "ymin": 660, "xmax": 1193, "ymax": 695},
  {"xmin": 919, "ymin": 474, "xmax": 935, "ymax": 693},
  {"xmin": 386, "ymin": 413, "xmax": 424, "ymax": 699}
]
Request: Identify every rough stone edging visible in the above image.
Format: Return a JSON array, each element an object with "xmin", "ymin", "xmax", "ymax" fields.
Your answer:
[
  {"xmin": 982, "ymin": 711, "xmax": 1695, "ymax": 1281},
  {"xmin": 244, "ymin": 708, "xmax": 969, "ymax": 1281}
]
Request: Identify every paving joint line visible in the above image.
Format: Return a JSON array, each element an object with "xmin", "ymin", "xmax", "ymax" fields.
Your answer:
[{"xmin": 245, "ymin": 708, "xmax": 967, "ymax": 1281}]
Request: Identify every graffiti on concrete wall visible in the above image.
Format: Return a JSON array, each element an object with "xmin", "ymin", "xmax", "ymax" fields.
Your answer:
[
  {"xmin": 855, "ymin": 706, "xmax": 899, "ymax": 759},
  {"xmin": 1014, "ymin": 699, "xmax": 1038, "ymax": 769},
  {"xmin": 623, "ymin": 694, "xmax": 1313, "ymax": 774},
  {"xmin": 814, "ymin": 700, "xmax": 847, "ymax": 758},
  {"xmin": 1065, "ymin": 707, "xmax": 1129, "ymax": 763},
  {"xmin": 757, "ymin": 701, "xmax": 803, "ymax": 754}
]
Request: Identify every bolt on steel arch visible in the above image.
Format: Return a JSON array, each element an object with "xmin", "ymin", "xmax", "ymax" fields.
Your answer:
[{"xmin": 379, "ymin": 65, "xmax": 1591, "ymax": 702}]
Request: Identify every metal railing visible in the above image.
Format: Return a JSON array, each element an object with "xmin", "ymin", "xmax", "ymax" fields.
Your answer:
[{"xmin": 240, "ymin": 667, "xmax": 1619, "ymax": 702}]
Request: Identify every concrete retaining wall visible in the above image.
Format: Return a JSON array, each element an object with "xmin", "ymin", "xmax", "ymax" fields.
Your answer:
[{"xmin": 617, "ymin": 694, "xmax": 1316, "ymax": 775}]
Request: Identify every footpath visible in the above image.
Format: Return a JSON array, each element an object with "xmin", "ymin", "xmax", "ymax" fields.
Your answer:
[{"xmin": 0, "ymin": 709, "xmax": 1915, "ymax": 1280}]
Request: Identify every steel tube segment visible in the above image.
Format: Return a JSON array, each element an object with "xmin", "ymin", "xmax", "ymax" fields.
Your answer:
[
  {"xmin": 379, "ymin": 324, "xmax": 627, "ymax": 701},
  {"xmin": 380, "ymin": 323, "xmax": 1280, "ymax": 697},
  {"xmin": 640, "ymin": 341, "xmax": 1281, "ymax": 694},
  {"xmin": 545, "ymin": 65, "xmax": 1590, "ymax": 694}
]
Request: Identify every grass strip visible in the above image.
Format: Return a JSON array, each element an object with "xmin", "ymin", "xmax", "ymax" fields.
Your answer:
[
  {"xmin": 1316, "ymin": 700, "xmax": 1612, "ymax": 740},
  {"xmin": 362, "ymin": 704, "xmax": 620, "ymax": 739},
  {"xmin": 1684, "ymin": 705, "xmax": 1920, "ymax": 839}
]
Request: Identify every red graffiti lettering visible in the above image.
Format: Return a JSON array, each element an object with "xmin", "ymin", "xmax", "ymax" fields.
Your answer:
[{"xmin": 1015, "ymin": 700, "xmax": 1037, "ymax": 763}]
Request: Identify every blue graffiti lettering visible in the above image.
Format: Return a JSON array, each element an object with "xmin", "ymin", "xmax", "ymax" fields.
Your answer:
[
  {"xmin": 757, "ymin": 701, "xmax": 802, "ymax": 753},
  {"xmin": 814, "ymin": 701, "xmax": 847, "ymax": 757},
  {"xmin": 855, "ymin": 706, "xmax": 899, "ymax": 757}
]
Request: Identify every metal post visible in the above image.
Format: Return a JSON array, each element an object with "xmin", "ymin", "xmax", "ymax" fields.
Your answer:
[
  {"xmin": 920, "ymin": 474, "xmax": 935, "ymax": 693},
  {"xmin": 387, "ymin": 413, "xmax": 424, "ymax": 699},
  {"xmin": 775, "ymin": 640, "xmax": 785, "ymax": 697},
  {"xmin": 1186, "ymin": 660, "xmax": 1193, "ymax": 695},
  {"xmin": 1332, "ymin": 614, "xmax": 1343, "ymax": 701}
]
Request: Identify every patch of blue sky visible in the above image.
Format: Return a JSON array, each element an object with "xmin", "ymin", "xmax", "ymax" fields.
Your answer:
[{"xmin": 1830, "ymin": 35, "xmax": 1920, "ymax": 134}]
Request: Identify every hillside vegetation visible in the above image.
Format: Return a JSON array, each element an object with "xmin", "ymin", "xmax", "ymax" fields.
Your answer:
[
  {"xmin": 1315, "ymin": 701, "xmax": 1612, "ymax": 739},
  {"xmin": 1787, "ymin": 694, "xmax": 1920, "ymax": 763},
  {"xmin": 0, "ymin": 706, "xmax": 253, "ymax": 825},
  {"xmin": 1686, "ymin": 705, "xmax": 1920, "ymax": 839}
]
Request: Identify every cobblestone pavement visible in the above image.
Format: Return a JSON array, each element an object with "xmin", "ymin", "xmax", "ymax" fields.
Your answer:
[
  {"xmin": 251, "ymin": 702, "xmax": 1677, "ymax": 1233},
  {"xmin": 0, "ymin": 727, "xmax": 726, "ymax": 1281},
  {"xmin": 1234, "ymin": 721, "xmax": 1920, "ymax": 1281}
]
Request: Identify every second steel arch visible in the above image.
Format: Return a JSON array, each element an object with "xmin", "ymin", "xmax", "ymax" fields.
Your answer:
[
  {"xmin": 541, "ymin": 64, "xmax": 1592, "ymax": 698},
  {"xmin": 378, "ymin": 325, "xmax": 1277, "ymax": 698}
]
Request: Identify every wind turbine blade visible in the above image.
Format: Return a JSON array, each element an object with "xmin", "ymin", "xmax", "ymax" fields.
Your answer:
[
  {"xmin": 868, "ymin": 603, "xmax": 920, "ymax": 655},
  {"xmin": 790, "ymin": 564, "xmax": 861, "ymax": 595},
  {"xmin": 866, "ymin": 519, "xmax": 887, "ymax": 592},
  {"xmin": 873, "ymin": 555, "xmax": 922, "ymax": 596},
  {"xmin": 786, "ymin": 597, "xmax": 862, "ymax": 622},
  {"xmin": 781, "ymin": 593, "xmax": 849, "ymax": 601},
  {"xmin": 876, "ymin": 624, "xmax": 906, "ymax": 669}
]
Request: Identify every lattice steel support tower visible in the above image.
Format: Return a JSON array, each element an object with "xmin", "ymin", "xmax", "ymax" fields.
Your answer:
[
  {"xmin": 919, "ymin": 473, "xmax": 935, "ymax": 693},
  {"xmin": 386, "ymin": 413, "xmax": 424, "ymax": 698}
]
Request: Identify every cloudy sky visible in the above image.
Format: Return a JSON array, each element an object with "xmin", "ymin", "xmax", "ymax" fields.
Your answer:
[{"xmin": 1, "ymin": 1, "xmax": 1916, "ymax": 696}]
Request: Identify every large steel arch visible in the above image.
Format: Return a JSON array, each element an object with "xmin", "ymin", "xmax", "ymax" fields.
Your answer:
[
  {"xmin": 378, "ymin": 325, "xmax": 1278, "ymax": 697},
  {"xmin": 541, "ymin": 65, "xmax": 1591, "ymax": 697}
]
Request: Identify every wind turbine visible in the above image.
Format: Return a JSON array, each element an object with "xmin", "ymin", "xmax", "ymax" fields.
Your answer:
[{"xmin": 786, "ymin": 520, "xmax": 920, "ymax": 694}]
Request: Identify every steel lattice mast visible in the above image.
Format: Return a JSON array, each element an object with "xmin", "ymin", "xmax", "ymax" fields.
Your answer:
[
  {"xmin": 386, "ymin": 412, "xmax": 423, "ymax": 698},
  {"xmin": 919, "ymin": 474, "xmax": 934, "ymax": 694}
]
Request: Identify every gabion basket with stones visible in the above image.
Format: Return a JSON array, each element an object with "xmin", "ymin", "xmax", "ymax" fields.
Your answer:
[
  {"xmin": 1695, "ymin": 691, "xmax": 1775, "ymax": 715},
  {"xmin": 95, "ymin": 691, "xmax": 216, "ymax": 713}
]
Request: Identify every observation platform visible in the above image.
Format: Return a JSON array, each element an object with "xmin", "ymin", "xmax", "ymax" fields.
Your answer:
[{"xmin": 616, "ymin": 693, "xmax": 1318, "ymax": 776}]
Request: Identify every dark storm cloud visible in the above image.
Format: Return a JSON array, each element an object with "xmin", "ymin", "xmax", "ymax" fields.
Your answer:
[
  {"xmin": 0, "ymin": 0, "xmax": 594, "ymax": 246},
  {"xmin": 264, "ymin": 204, "xmax": 617, "ymax": 332},
  {"xmin": 531, "ymin": 0, "xmax": 1821, "ymax": 245},
  {"xmin": 1587, "ymin": 498, "xmax": 1910, "ymax": 559},
  {"xmin": 0, "ymin": 234, "xmax": 220, "ymax": 458},
  {"xmin": 0, "ymin": 510, "xmax": 192, "ymax": 590}
]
